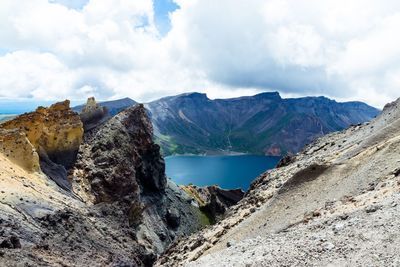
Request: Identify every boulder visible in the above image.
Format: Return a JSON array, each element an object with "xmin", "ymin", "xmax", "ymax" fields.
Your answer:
[
  {"xmin": 166, "ymin": 208, "xmax": 181, "ymax": 228},
  {"xmin": 181, "ymin": 185, "xmax": 245, "ymax": 222}
]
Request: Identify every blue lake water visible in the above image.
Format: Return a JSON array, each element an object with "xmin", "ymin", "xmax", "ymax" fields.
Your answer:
[{"xmin": 165, "ymin": 155, "xmax": 280, "ymax": 190}]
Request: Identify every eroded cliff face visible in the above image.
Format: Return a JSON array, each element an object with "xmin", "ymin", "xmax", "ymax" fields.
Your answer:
[
  {"xmin": 72, "ymin": 104, "xmax": 166, "ymax": 203},
  {"xmin": 71, "ymin": 104, "xmax": 203, "ymax": 260},
  {"xmin": 0, "ymin": 100, "xmax": 83, "ymax": 170}
]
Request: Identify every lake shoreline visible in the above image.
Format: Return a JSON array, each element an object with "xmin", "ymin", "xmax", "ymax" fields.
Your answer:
[
  {"xmin": 164, "ymin": 151, "xmax": 247, "ymax": 158},
  {"xmin": 165, "ymin": 155, "xmax": 281, "ymax": 190}
]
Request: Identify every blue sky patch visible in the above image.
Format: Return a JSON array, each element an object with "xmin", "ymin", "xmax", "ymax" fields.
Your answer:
[{"xmin": 153, "ymin": 0, "xmax": 179, "ymax": 36}]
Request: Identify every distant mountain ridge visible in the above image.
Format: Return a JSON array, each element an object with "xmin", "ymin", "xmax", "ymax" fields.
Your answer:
[
  {"xmin": 145, "ymin": 92, "xmax": 380, "ymax": 156},
  {"xmin": 70, "ymin": 92, "xmax": 379, "ymax": 156}
]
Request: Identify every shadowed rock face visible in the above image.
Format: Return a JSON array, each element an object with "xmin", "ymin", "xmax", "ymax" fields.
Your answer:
[
  {"xmin": 73, "ymin": 104, "xmax": 166, "ymax": 203},
  {"xmin": 79, "ymin": 97, "xmax": 109, "ymax": 131},
  {"xmin": 181, "ymin": 185, "xmax": 245, "ymax": 222},
  {"xmin": 71, "ymin": 104, "xmax": 203, "ymax": 262}
]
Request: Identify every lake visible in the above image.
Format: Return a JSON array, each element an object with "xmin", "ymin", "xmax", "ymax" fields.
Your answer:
[
  {"xmin": 165, "ymin": 155, "xmax": 280, "ymax": 190},
  {"xmin": 0, "ymin": 114, "xmax": 17, "ymax": 123}
]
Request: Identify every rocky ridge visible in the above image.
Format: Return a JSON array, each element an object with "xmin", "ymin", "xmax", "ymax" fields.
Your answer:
[
  {"xmin": 79, "ymin": 97, "xmax": 109, "ymax": 131},
  {"xmin": 71, "ymin": 104, "xmax": 205, "ymax": 257},
  {"xmin": 146, "ymin": 92, "xmax": 379, "ymax": 156},
  {"xmin": 157, "ymin": 98, "xmax": 400, "ymax": 266},
  {"xmin": 0, "ymin": 99, "xmax": 206, "ymax": 266}
]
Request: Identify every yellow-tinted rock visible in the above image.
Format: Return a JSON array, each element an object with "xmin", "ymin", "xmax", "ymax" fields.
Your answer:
[
  {"xmin": 0, "ymin": 129, "xmax": 40, "ymax": 172},
  {"xmin": 0, "ymin": 100, "xmax": 83, "ymax": 171}
]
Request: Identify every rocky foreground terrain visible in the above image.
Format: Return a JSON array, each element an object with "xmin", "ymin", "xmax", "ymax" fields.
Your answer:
[
  {"xmin": 157, "ymin": 98, "xmax": 400, "ymax": 266},
  {"xmin": 0, "ymin": 98, "xmax": 240, "ymax": 266},
  {"xmin": 0, "ymin": 95, "xmax": 397, "ymax": 266}
]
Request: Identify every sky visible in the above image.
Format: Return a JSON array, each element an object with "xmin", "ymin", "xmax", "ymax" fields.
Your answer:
[{"xmin": 1, "ymin": 0, "xmax": 400, "ymax": 108}]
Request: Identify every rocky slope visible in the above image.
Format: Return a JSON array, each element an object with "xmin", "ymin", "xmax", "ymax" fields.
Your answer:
[
  {"xmin": 157, "ymin": 98, "xmax": 400, "ymax": 266},
  {"xmin": 146, "ymin": 92, "xmax": 379, "ymax": 156},
  {"xmin": 0, "ymin": 99, "xmax": 206, "ymax": 266}
]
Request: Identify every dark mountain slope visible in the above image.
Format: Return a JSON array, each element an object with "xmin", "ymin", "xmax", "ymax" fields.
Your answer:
[{"xmin": 145, "ymin": 92, "xmax": 379, "ymax": 156}]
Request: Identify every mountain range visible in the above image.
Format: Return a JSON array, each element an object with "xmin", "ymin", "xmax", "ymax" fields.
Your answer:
[
  {"xmin": 145, "ymin": 92, "xmax": 379, "ymax": 156},
  {"xmin": 2, "ymin": 92, "xmax": 379, "ymax": 156},
  {"xmin": 83, "ymin": 92, "xmax": 378, "ymax": 156}
]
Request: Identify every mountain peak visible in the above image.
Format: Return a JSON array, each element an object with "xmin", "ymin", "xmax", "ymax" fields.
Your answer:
[
  {"xmin": 253, "ymin": 91, "xmax": 281, "ymax": 99},
  {"xmin": 180, "ymin": 92, "xmax": 209, "ymax": 100}
]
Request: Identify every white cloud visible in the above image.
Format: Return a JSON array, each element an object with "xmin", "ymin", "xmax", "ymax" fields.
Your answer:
[
  {"xmin": 166, "ymin": 0, "xmax": 400, "ymax": 107},
  {"xmin": 1, "ymin": 0, "xmax": 400, "ymax": 107}
]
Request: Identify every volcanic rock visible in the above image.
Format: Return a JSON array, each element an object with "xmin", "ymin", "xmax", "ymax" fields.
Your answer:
[
  {"xmin": 181, "ymin": 185, "xmax": 245, "ymax": 222},
  {"xmin": 79, "ymin": 97, "xmax": 109, "ymax": 131},
  {"xmin": 0, "ymin": 100, "xmax": 83, "ymax": 169}
]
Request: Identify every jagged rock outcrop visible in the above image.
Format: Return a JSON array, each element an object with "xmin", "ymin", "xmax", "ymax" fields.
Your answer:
[
  {"xmin": 79, "ymin": 97, "xmax": 109, "ymax": 131},
  {"xmin": 157, "ymin": 98, "xmax": 400, "ymax": 266},
  {"xmin": 0, "ymin": 100, "xmax": 83, "ymax": 169},
  {"xmin": 73, "ymin": 97, "xmax": 136, "ymax": 117},
  {"xmin": 71, "ymin": 103, "xmax": 204, "ymax": 261},
  {"xmin": 72, "ymin": 104, "xmax": 166, "ymax": 203},
  {"xmin": 0, "ymin": 100, "xmax": 83, "ymax": 191},
  {"xmin": 181, "ymin": 185, "xmax": 245, "ymax": 222}
]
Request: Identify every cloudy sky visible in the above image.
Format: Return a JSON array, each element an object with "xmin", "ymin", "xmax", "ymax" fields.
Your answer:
[{"xmin": 1, "ymin": 0, "xmax": 400, "ymax": 107}]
